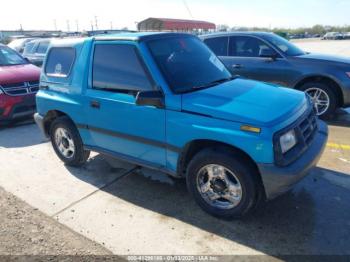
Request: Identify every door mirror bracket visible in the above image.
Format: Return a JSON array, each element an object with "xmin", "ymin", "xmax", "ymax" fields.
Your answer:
[{"xmin": 135, "ymin": 90, "xmax": 164, "ymax": 109}]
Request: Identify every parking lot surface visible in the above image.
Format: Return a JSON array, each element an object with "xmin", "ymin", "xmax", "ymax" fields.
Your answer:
[
  {"xmin": 0, "ymin": 186, "xmax": 112, "ymax": 255},
  {"xmin": 0, "ymin": 110, "xmax": 349, "ymax": 255},
  {"xmin": 293, "ymin": 38, "xmax": 350, "ymax": 57}
]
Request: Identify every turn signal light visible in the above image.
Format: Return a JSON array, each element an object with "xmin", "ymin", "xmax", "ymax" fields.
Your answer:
[{"xmin": 240, "ymin": 125, "xmax": 261, "ymax": 133}]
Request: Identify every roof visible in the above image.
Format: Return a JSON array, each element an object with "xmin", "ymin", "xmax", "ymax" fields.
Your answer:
[
  {"xmin": 138, "ymin": 17, "xmax": 216, "ymax": 30},
  {"xmin": 93, "ymin": 32, "xmax": 194, "ymax": 41},
  {"xmin": 200, "ymin": 31, "xmax": 276, "ymax": 39},
  {"xmin": 48, "ymin": 32, "xmax": 196, "ymax": 48}
]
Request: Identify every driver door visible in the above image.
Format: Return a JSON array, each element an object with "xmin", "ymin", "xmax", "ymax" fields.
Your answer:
[
  {"xmin": 84, "ymin": 42, "xmax": 166, "ymax": 167},
  {"xmin": 220, "ymin": 36, "xmax": 291, "ymax": 87}
]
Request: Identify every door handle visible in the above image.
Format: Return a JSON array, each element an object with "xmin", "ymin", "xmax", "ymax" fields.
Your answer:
[
  {"xmin": 232, "ymin": 64, "xmax": 243, "ymax": 69},
  {"xmin": 90, "ymin": 100, "xmax": 100, "ymax": 109}
]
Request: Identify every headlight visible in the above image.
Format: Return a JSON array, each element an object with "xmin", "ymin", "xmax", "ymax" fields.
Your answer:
[{"xmin": 280, "ymin": 129, "xmax": 297, "ymax": 154}]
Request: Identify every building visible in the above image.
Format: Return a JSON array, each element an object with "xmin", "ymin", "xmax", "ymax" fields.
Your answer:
[{"xmin": 137, "ymin": 18, "xmax": 216, "ymax": 33}]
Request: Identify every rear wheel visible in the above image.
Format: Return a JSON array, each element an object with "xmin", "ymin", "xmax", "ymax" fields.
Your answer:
[
  {"xmin": 186, "ymin": 148, "xmax": 261, "ymax": 219},
  {"xmin": 50, "ymin": 116, "xmax": 90, "ymax": 167},
  {"xmin": 299, "ymin": 82, "xmax": 338, "ymax": 119}
]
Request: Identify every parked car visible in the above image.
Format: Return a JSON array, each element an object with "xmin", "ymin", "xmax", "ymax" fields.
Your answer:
[
  {"xmin": 201, "ymin": 32, "xmax": 350, "ymax": 118},
  {"xmin": 343, "ymin": 32, "xmax": 350, "ymax": 40},
  {"xmin": 322, "ymin": 32, "xmax": 344, "ymax": 40},
  {"xmin": 0, "ymin": 44, "xmax": 41, "ymax": 123},
  {"xmin": 22, "ymin": 38, "xmax": 52, "ymax": 66},
  {"xmin": 7, "ymin": 38, "xmax": 36, "ymax": 54},
  {"xmin": 34, "ymin": 33, "xmax": 328, "ymax": 219}
]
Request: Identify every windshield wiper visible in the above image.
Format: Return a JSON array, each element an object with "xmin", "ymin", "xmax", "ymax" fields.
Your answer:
[{"xmin": 192, "ymin": 76, "xmax": 237, "ymax": 90}]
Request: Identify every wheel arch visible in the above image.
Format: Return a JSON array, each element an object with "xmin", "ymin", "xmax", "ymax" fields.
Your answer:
[
  {"xmin": 177, "ymin": 139, "xmax": 266, "ymax": 200},
  {"xmin": 42, "ymin": 110, "xmax": 74, "ymax": 137},
  {"xmin": 294, "ymin": 74, "xmax": 344, "ymax": 107}
]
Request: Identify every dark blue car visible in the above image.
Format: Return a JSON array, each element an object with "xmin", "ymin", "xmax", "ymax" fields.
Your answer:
[{"xmin": 201, "ymin": 32, "xmax": 350, "ymax": 118}]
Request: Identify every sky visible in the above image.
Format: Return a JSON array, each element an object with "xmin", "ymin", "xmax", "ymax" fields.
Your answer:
[{"xmin": 1, "ymin": 0, "xmax": 349, "ymax": 31}]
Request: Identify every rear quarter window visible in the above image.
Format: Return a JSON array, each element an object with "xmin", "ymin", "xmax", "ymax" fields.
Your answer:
[{"xmin": 45, "ymin": 48, "xmax": 75, "ymax": 77}]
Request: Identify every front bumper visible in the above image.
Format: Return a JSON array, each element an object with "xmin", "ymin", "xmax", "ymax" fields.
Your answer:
[
  {"xmin": 34, "ymin": 113, "xmax": 47, "ymax": 137},
  {"xmin": 342, "ymin": 80, "xmax": 350, "ymax": 107},
  {"xmin": 0, "ymin": 94, "xmax": 36, "ymax": 122},
  {"xmin": 258, "ymin": 120, "xmax": 328, "ymax": 200}
]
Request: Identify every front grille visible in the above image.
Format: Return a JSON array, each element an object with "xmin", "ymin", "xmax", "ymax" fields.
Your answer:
[
  {"xmin": 0, "ymin": 81, "xmax": 39, "ymax": 96},
  {"xmin": 298, "ymin": 110, "xmax": 318, "ymax": 146},
  {"xmin": 274, "ymin": 108, "xmax": 318, "ymax": 166}
]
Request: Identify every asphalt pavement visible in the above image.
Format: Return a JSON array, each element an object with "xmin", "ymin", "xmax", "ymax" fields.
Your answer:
[{"xmin": 0, "ymin": 111, "xmax": 349, "ymax": 256}]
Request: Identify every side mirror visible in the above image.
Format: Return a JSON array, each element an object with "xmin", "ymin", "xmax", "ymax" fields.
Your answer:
[
  {"xmin": 135, "ymin": 90, "xmax": 164, "ymax": 109},
  {"xmin": 259, "ymin": 48, "xmax": 278, "ymax": 59},
  {"xmin": 24, "ymin": 57, "xmax": 31, "ymax": 63}
]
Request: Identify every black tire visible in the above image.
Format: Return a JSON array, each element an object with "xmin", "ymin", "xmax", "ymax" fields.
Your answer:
[
  {"xmin": 49, "ymin": 116, "xmax": 90, "ymax": 167},
  {"xmin": 186, "ymin": 148, "xmax": 262, "ymax": 219},
  {"xmin": 299, "ymin": 82, "xmax": 338, "ymax": 119}
]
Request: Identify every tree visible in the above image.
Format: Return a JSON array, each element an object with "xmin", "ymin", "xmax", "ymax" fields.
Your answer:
[{"xmin": 216, "ymin": 24, "xmax": 229, "ymax": 32}]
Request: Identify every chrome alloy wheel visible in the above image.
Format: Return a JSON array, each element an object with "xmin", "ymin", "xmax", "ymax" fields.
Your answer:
[
  {"xmin": 54, "ymin": 127, "xmax": 75, "ymax": 159},
  {"xmin": 305, "ymin": 87, "xmax": 330, "ymax": 116},
  {"xmin": 196, "ymin": 164, "xmax": 243, "ymax": 209}
]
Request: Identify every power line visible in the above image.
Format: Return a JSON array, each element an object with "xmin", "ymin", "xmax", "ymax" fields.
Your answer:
[{"xmin": 183, "ymin": 0, "xmax": 194, "ymax": 19}]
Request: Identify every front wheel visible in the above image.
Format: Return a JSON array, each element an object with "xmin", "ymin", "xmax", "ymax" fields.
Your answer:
[
  {"xmin": 186, "ymin": 148, "xmax": 261, "ymax": 219},
  {"xmin": 299, "ymin": 82, "xmax": 338, "ymax": 119},
  {"xmin": 50, "ymin": 116, "xmax": 90, "ymax": 167}
]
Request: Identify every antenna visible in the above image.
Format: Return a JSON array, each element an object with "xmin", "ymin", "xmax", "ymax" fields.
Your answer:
[{"xmin": 183, "ymin": 0, "xmax": 193, "ymax": 19}]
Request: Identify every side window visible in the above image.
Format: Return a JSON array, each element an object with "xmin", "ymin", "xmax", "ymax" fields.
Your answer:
[
  {"xmin": 203, "ymin": 37, "xmax": 228, "ymax": 56},
  {"xmin": 36, "ymin": 41, "xmax": 50, "ymax": 54},
  {"xmin": 45, "ymin": 48, "xmax": 75, "ymax": 77},
  {"xmin": 23, "ymin": 41, "xmax": 35, "ymax": 55},
  {"xmin": 92, "ymin": 44, "xmax": 153, "ymax": 92},
  {"xmin": 229, "ymin": 36, "xmax": 273, "ymax": 57}
]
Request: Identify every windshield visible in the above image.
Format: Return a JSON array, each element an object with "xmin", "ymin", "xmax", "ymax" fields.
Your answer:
[
  {"xmin": 0, "ymin": 46, "xmax": 27, "ymax": 65},
  {"xmin": 147, "ymin": 35, "xmax": 232, "ymax": 93},
  {"xmin": 264, "ymin": 34, "xmax": 305, "ymax": 56}
]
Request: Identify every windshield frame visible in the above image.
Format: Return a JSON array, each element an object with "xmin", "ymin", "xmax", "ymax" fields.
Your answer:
[
  {"xmin": 263, "ymin": 33, "xmax": 306, "ymax": 57},
  {"xmin": 0, "ymin": 45, "xmax": 28, "ymax": 66},
  {"xmin": 145, "ymin": 34, "xmax": 233, "ymax": 94}
]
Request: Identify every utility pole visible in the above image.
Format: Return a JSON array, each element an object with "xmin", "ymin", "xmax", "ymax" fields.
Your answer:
[
  {"xmin": 110, "ymin": 21, "xmax": 113, "ymax": 30},
  {"xmin": 76, "ymin": 20, "xmax": 79, "ymax": 32},
  {"xmin": 66, "ymin": 20, "xmax": 70, "ymax": 32},
  {"xmin": 94, "ymin": 16, "xmax": 98, "ymax": 30},
  {"xmin": 53, "ymin": 19, "xmax": 57, "ymax": 31},
  {"xmin": 90, "ymin": 21, "xmax": 94, "ymax": 31}
]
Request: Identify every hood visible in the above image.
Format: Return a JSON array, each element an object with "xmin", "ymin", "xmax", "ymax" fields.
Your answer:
[
  {"xmin": 297, "ymin": 53, "xmax": 350, "ymax": 65},
  {"xmin": 181, "ymin": 78, "xmax": 307, "ymax": 127},
  {"xmin": 0, "ymin": 64, "xmax": 41, "ymax": 85}
]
